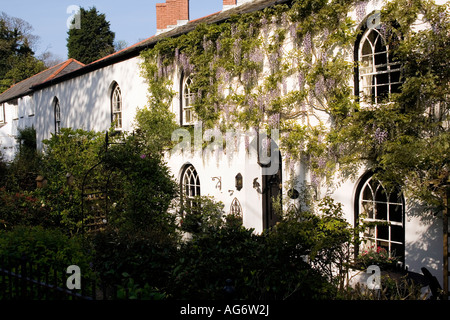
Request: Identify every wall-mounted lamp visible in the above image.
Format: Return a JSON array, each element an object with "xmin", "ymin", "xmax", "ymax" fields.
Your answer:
[{"xmin": 235, "ymin": 173, "xmax": 243, "ymax": 191}]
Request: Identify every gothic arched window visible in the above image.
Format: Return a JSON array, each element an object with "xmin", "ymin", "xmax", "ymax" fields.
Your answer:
[
  {"xmin": 181, "ymin": 164, "xmax": 200, "ymax": 210},
  {"xmin": 111, "ymin": 83, "xmax": 122, "ymax": 130},
  {"xmin": 356, "ymin": 17, "xmax": 402, "ymax": 105},
  {"xmin": 230, "ymin": 198, "xmax": 243, "ymax": 219},
  {"xmin": 53, "ymin": 97, "xmax": 61, "ymax": 134},
  {"xmin": 181, "ymin": 75, "xmax": 196, "ymax": 126},
  {"xmin": 355, "ymin": 173, "xmax": 405, "ymax": 261}
]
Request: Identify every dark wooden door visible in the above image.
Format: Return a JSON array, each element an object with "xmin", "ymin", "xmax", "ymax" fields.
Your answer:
[{"xmin": 262, "ymin": 152, "xmax": 282, "ymax": 230}]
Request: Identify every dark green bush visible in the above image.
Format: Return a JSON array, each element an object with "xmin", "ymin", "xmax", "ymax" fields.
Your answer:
[
  {"xmin": 89, "ymin": 228, "xmax": 179, "ymax": 294},
  {"xmin": 0, "ymin": 188, "xmax": 56, "ymax": 230},
  {"xmin": 169, "ymin": 195, "xmax": 342, "ymax": 300},
  {"xmin": 1, "ymin": 126, "xmax": 41, "ymax": 192},
  {"xmin": 0, "ymin": 226, "xmax": 92, "ymax": 275}
]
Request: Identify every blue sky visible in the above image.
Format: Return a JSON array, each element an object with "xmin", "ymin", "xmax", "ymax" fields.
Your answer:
[{"xmin": 1, "ymin": 1, "xmax": 223, "ymax": 61}]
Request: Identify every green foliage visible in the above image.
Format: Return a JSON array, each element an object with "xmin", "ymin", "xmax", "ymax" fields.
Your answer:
[
  {"xmin": 337, "ymin": 0, "xmax": 450, "ymax": 209},
  {"xmin": 67, "ymin": 7, "xmax": 115, "ymax": 64},
  {"xmin": 116, "ymin": 275, "xmax": 167, "ymax": 300},
  {"xmin": 0, "ymin": 226, "xmax": 91, "ymax": 275},
  {"xmin": 341, "ymin": 274, "xmax": 425, "ymax": 300},
  {"xmin": 0, "ymin": 12, "xmax": 45, "ymax": 93},
  {"xmin": 170, "ymin": 196, "xmax": 349, "ymax": 300},
  {"xmin": 1, "ymin": 127, "xmax": 41, "ymax": 192},
  {"xmin": 89, "ymin": 227, "xmax": 179, "ymax": 295},
  {"xmin": 101, "ymin": 132, "xmax": 179, "ymax": 234},
  {"xmin": 180, "ymin": 196, "xmax": 226, "ymax": 234},
  {"xmin": 38, "ymin": 128, "xmax": 105, "ymax": 234},
  {"xmin": 0, "ymin": 188, "xmax": 54, "ymax": 230}
]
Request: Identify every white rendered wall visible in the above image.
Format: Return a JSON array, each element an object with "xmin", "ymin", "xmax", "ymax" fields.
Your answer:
[{"xmin": 35, "ymin": 56, "xmax": 148, "ymax": 151}]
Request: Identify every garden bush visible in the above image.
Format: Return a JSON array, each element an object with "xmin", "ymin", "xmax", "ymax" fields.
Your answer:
[
  {"xmin": 89, "ymin": 227, "xmax": 179, "ymax": 296},
  {"xmin": 0, "ymin": 188, "xmax": 56, "ymax": 230},
  {"xmin": 101, "ymin": 132, "xmax": 179, "ymax": 234},
  {"xmin": 2, "ymin": 127, "xmax": 41, "ymax": 192},
  {"xmin": 0, "ymin": 225, "xmax": 92, "ymax": 275},
  {"xmin": 168, "ymin": 196, "xmax": 341, "ymax": 300}
]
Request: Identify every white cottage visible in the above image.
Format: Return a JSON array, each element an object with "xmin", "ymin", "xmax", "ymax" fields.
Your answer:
[{"xmin": 0, "ymin": 0, "xmax": 448, "ymax": 293}]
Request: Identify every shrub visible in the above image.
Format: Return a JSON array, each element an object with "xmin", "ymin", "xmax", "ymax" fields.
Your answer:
[
  {"xmin": 89, "ymin": 228, "xmax": 179, "ymax": 294},
  {"xmin": 101, "ymin": 132, "xmax": 179, "ymax": 234},
  {"xmin": 0, "ymin": 188, "xmax": 55, "ymax": 230},
  {"xmin": 170, "ymin": 196, "xmax": 337, "ymax": 300},
  {"xmin": 0, "ymin": 226, "xmax": 91, "ymax": 275},
  {"xmin": 2, "ymin": 126, "xmax": 41, "ymax": 192},
  {"xmin": 169, "ymin": 215, "xmax": 262, "ymax": 300}
]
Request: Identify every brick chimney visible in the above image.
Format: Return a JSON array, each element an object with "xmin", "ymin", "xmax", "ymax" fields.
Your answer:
[
  {"xmin": 222, "ymin": 0, "xmax": 236, "ymax": 10},
  {"xmin": 223, "ymin": 0, "xmax": 254, "ymax": 11},
  {"xmin": 156, "ymin": 0, "xmax": 189, "ymax": 34}
]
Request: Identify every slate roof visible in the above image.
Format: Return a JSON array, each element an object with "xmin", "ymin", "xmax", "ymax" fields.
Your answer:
[{"xmin": 0, "ymin": 59, "xmax": 85, "ymax": 103}]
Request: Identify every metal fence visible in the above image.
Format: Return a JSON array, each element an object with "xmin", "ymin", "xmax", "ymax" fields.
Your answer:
[{"xmin": 0, "ymin": 257, "xmax": 136, "ymax": 300}]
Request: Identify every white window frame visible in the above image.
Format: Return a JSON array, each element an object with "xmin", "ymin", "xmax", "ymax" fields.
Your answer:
[
  {"xmin": 111, "ymin": 84, "xmax": 122, "ymax": 130},
  {"xmin": 230, "ymin": 197, "xmax": 243, "ymax": 219},
  {"xmin": 181, "ymin": 164, "xmax": 201, "ymax": 211},
  {"xmin": 54, "ymin": 98, "xmax": 61, "ymax": 134},
  {"xmin": 358, "ymin": 175, "xmax": 405, "ymax": 260},
  {"xmin": 358, "ymin": 27, "xmax": 402, "ymax": 105},
  {"xmin": 181, "ymin": 75, "xmax": 196, "ymax": 126}
]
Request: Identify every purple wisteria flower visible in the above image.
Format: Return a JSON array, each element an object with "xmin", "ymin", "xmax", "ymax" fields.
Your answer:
[
  {"xmin": 268, "ymin": 113, "xmax": 280, "ymax": 127},
  {"xmin": 289, "ymin": 23, "xmax": 298, "ymax": 42},
  {"xmin": 233, "ymin": 39, "xmax": 241, "ymax": 65},
  {"xmin": 317, "ymin": 156, "xmax": 327, "ymax": 169},
  {"xmin": 298, "ymin": 72, "xmax": 305, "ymax": 89},
  {"xmin": 374, "ymin": 127, "xmax": 388, "ymax": 144},
  {"xmin": 303, "ymin": 32, "xmax": 312, "ymax": 55},
  {"xmin": 314, "ymin": 76, "xmax": 325, "ymax": 97},
  {"xmin": 356, "ymin": 1, "xmax": 368, "ymax": 21},
  {"xmin": 311, "ymin": 171, "xmax": 320, "ymax": 188},
  {"xmin": 249, "ymin": 48, "xmax": 264, "ymax": 64}
]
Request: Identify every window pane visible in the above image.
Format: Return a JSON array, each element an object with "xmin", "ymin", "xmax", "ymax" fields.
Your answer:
[
  {"xmin": 374, "ymin": 52, "xmax": 387, "ymax": 66},
  {"xmin": 390, "ymin": 71, "xmax": 401, "ymax": 84},
  {"xmin": 391, "ymin": 225, "xmax": 403, "ymax": 242},
  {"xmin": 359, "ymin": 27, "xmax": 402, "ymax": 104},
  {"xmin": 375, "ymin": 202, "xmax": 387, "ymax": 220},
  {"xmin": 390, "ymin": 204, "xmax": 403, "ymax": 223},
  {"xmin": 377, "ymin": 240, "xmax": 389, "ymax": 252},
  {"xmin": 374, "ymin": 183, "xmax": 387, "ymax": 202},
  {"xmin": 377, "ymin": 224, "xmax": 389, "ymax": 240},
  {"xmin": 391, "ymin": 243, "xmax": 403, "ymax": 258},
  {"xmin": 362, "ymin": 200, "xmax": 374, "ymax": 219}
]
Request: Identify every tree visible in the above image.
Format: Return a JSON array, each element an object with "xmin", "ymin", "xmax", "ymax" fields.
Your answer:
[
  {"xmin": 0, "ymin": 12, "xmax": 45, "ymax": 93},
  {"xmin": 67, "ymin": 7, "xmax": 115, "ymax": 64}
]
